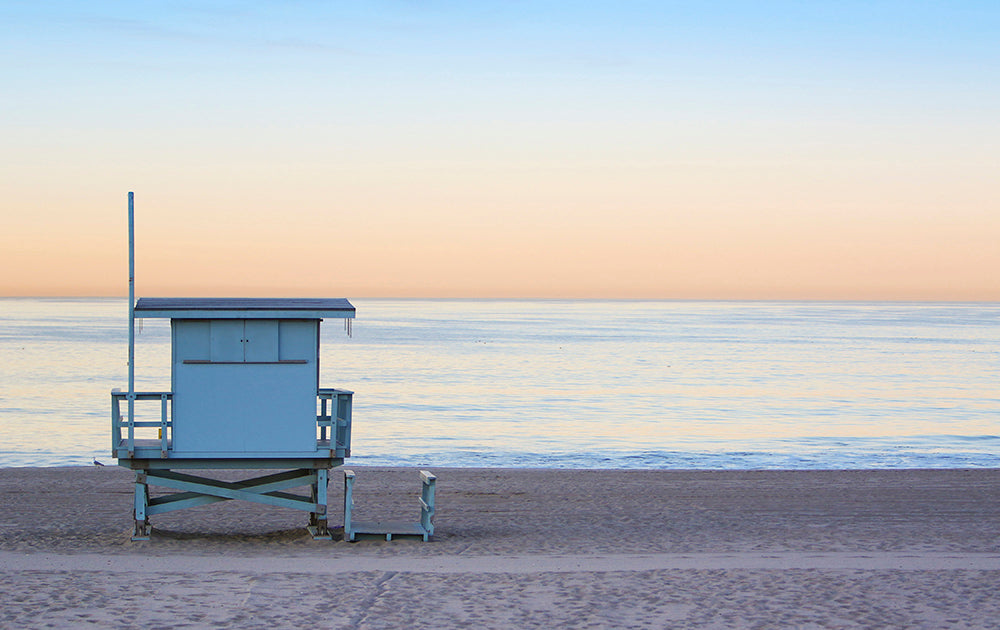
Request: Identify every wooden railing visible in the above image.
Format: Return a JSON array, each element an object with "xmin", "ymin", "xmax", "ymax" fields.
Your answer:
[
  {"xmin": 113, "ymin": 388, "xmax": 353, "ymax": 460},
  {"xmin": 317, "ymin": 388, "xmax": 353, "ymax": 459},
  {"xmin": 111, "ymin": 390, "xmax": 172, "ymax": 459}
]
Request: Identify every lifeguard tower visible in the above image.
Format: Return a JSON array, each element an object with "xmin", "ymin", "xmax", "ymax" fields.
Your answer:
[
  {"xmin": 112, "ymin": 298, "xmax": 355, "ymax": 540},
  {"xmin": 111, "ymin": 194, "xmax": 355, "ymax": 540}
]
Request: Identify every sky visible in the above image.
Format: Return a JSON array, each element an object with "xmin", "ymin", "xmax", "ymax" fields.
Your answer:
[{"xmin": 2, "ymin": 1, "xmax": 998, "ymax": 300}]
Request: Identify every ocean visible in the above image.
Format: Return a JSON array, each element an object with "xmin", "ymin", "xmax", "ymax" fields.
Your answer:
[{"xmin": 1, "ymin": 298, "xmax": 997, "ymax": 469}]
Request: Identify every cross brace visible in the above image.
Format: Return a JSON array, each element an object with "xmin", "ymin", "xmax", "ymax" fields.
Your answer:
[{"xmin": 132, "ymin": 467, "xmax": 331, "ymax": 541}]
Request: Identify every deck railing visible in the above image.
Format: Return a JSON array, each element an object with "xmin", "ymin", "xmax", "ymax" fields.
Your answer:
[
  {"xmin": 112, "ymin": 388, "xmax": 353, "ymax": 460},
  {"xmin": 111, "ymin": 390, "xmax": 173, "ymax": 459},
  {"xmin": 317, "ymin": 388, "xmax": 353, "ymax": 459}
]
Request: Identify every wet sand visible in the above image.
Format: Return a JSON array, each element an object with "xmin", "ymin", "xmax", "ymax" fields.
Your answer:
[{"xmin": 2, "ymin": 466, "xmax": 1000, "ymax": 628}]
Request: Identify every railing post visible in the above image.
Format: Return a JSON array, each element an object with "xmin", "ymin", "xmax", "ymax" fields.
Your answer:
[
  {"xmin": 320, "ymin": 396, "xmax": 328, "ymax": 441},
  {"xmin": 419, "ymin": 470, "xmax": 436, "ymax": 537},
  {"xmin": 160, "ymin": 393, "xmax": 169, "ymax": 458},
  {"xmin": 337, "ymin": 392, "xmax": 352, "ymax": 458},
  {"xmin": 111, "ymin": 393, "xmax": 121, "ymax": 456},
  {"xmin": 127, "ymin": 393, "xmax": 136, "ymax": 459}
]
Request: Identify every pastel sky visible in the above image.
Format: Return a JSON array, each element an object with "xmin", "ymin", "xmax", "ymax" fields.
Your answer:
[{"xmin": 2, "ymin": 1, "xmax": 998, "ymax": 299}]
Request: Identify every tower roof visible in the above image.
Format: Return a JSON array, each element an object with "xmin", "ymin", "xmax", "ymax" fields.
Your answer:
[{"xmin": 133, "ymin": 297, "xmax": 355, "ymax": 319}]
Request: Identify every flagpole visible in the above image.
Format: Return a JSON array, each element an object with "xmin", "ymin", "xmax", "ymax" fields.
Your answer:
[{"xmin": 128, "ymin": 192, "xmax": 135, "ymax": 449}]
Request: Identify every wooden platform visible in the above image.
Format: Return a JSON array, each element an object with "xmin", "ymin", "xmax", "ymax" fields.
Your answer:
[
  {"xmin": 343, "ymin": 520, "xmax": 433, "ymax": 542},
  {"xmin": 114, "ymin": 439, "xmax": 343, "ymax": 463},
  {"xmin": 343, "ymin": 469, "xmax": 436, "ymax": 542}
]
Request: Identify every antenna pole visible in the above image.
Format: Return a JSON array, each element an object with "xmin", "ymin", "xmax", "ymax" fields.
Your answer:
[{"xmin": 128, "ymin": 192, "xmax": 136, "ymax": 437}]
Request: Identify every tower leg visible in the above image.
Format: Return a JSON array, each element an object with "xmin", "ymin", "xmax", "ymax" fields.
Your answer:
[
  {"xmin": 307, "ymin": 468, "xmax": 331, "ymax": 540},
  {"xmin": 132, "ymin": 471, "xmax": 151, "ymax": 540}
]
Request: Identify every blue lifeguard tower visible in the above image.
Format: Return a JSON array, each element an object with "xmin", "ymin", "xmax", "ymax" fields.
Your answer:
[
  {"xmin": 112, "ymin": 298, "xmax": 355, "ymax": 540},
  {"xmin": 111, "ymin": 194, "xmax": 355, "ymax": 540}
]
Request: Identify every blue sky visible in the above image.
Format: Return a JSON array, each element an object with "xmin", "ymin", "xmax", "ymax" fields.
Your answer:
[{"xmin": 2, "ymin": 1, "xmax": 998, "ymax": 298}]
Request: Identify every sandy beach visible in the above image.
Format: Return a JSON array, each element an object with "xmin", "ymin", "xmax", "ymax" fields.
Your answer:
[{"xmin": 2, "ymin": 466, "xmax": 1000, "ymax": 628}]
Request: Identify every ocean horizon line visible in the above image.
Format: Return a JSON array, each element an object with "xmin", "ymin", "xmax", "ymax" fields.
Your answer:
[{"xmin": 3, "ymin": 295, "xmax": 999, "ymax": 305}]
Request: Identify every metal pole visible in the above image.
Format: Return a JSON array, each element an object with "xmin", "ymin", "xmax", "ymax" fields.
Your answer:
[{"xmin": 127, "ymin": 192, "xmax": 136, "ymax": 451}]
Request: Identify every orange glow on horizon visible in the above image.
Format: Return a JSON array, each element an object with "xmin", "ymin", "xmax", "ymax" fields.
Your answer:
[{"xmin": 3, "ymin": 4, "xmax": 998, "ymax": 302}]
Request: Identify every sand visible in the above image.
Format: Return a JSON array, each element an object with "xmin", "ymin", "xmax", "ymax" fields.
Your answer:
[{"xmin": 2, "ymin": 466, "xmax": 1000, "ymax": 628}]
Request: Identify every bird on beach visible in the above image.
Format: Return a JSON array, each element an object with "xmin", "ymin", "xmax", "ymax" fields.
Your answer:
[{"xmin": 93, "ymin": 458, "xmax": 105, "ymax": 466}]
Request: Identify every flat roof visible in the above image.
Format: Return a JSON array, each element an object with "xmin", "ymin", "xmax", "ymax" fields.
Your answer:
[{"xmin": 134, "ymin": 298, "xmax": 355, "ymax": 319}]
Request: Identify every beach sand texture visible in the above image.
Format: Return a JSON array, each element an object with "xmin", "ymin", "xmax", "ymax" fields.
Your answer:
[{"xmin": 2, "ymin": 466, "xmax": 1000, "ymax": 628}]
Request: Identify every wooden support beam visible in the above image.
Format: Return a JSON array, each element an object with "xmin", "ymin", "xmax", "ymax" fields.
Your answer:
[{"xmin": 144, "ymin": 469, "xmax": 321, "ymax": 513}]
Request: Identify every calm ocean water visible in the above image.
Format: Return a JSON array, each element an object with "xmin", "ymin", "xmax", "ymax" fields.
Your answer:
[{"xmin": 1, "ymin": 298, "xmax": 998, "ymax": 469}]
